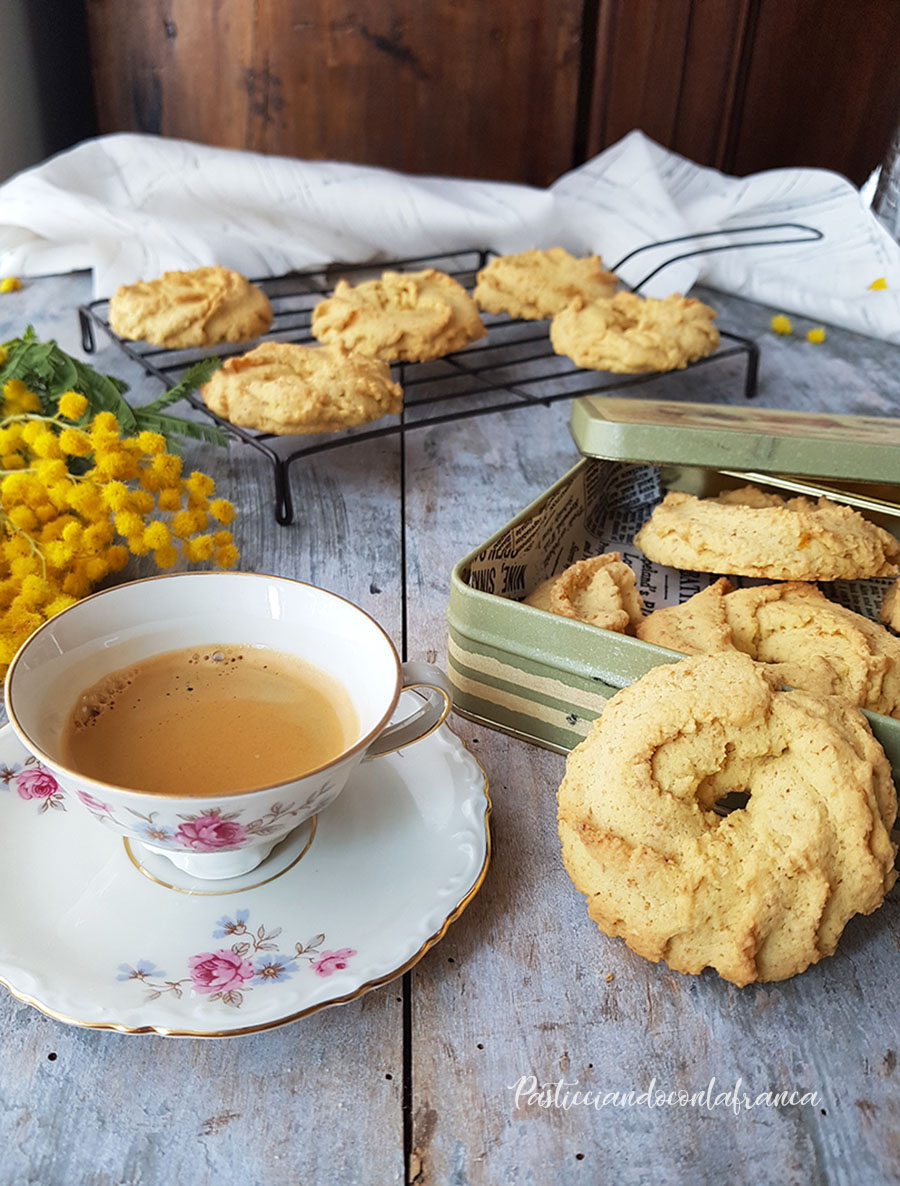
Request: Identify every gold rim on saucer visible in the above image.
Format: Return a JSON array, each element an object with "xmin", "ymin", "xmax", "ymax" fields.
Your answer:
[
  {"xmin": 122, "ymin": 816, "xmax": 318, "ymax": 896},
  {"xmin": 0, "ymin": 723, "xmax": 491, "ymax": 1038}
]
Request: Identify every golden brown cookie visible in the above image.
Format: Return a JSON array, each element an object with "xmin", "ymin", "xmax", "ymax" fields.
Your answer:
[
  {"xmin": 310, "ymin": 268, "xmax": 486, "ymax": 362},
  {"xmin": 523, "ymin": 576, "xmax": 556, "ymax": 613},
  {"xmin": 636, "ymin": 577, "xmax": 734, "ymax": 655},
  {"xmin": 879, "ymin": 579, "xmax": 900, "ymax": 632},
  {"xmin": 638, "ymin": 578, "xmax": 900, "ymax": 716},
  {"xmin": 473, "ymin": 248, "xmax": 617, "ymax": 321},
  {"xmin": 557, "ymin": 651, "xmax": 898, "ymax": 986},
  {"xmin": 634, "ymin": 486, "xmax": 900, "ymax": 581},
  {"xmin": 199, "ymin": 341, "xmax": 403, "ymax": 435},
  {"xmin": 108, "ymin": 266, "xmax": 273, "ymax": 348},
  {"xmin": 716, "ymin": 485, "xmax": 786, "ymax": 509},
  {"xmin": 549, "ymin": 291, "xmax": 719, "ymax": 373},
  {"xmin": 524, "ymin": 554, "xmax": 643, "ymax": 634}
]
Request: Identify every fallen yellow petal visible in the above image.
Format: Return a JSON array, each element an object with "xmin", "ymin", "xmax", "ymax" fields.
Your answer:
[
  {"xmin": 770, "ymin": 313, "xmax": 793, "ymax": 335},
  {"xmin": 806, "ymin": 327, "xmax": 826, "ymax": 343},
  {"xmin": 0, "ymin": 277, "xmax": 22, "ymax": 294},
  {"xmin": 869, "ymin": 277, "xmax": 888, "ymax": 290}
]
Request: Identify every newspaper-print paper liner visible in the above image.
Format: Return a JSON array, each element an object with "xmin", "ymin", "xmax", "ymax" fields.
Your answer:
[{"xmin": 467, "ymin": 460, "xmax": 897, "ymax": 619}]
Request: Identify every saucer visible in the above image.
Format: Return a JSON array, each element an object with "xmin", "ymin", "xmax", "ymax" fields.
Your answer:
[{"xmin": 0, "ymin": 722, "xmax": 490, "ymax": 1036}]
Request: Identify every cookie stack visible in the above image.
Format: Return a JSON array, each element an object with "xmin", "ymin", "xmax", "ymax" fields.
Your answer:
[
  {"xmin": 524, "ymin": 483, "xmax": 900, "ymax": 985},
  {"xmin": 527, "ymin": 484, "xmax": 900, "ymax": 709},
  {"xmin": 628, "ymin": 485, "xmax": 900, "ymax": 712}
]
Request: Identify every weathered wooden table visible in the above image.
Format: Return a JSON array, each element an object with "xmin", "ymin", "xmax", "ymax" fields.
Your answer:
[{"xmin": 0, "ymin": 273, "xmax": 897, "ymax": 1186}]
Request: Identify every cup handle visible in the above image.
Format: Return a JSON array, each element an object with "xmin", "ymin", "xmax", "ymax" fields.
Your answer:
[{"xmin": 363, "ymin": 660, "xmax": 453, "ymax": 760}]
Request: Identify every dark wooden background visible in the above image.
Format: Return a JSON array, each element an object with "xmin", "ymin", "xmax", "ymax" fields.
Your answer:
[{"xmin": 76, "ymin": 0, "xmax": 900, "ymax": 187}]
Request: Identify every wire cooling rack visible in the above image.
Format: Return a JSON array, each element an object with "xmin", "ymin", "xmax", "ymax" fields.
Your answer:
[{"xmin": 77, "ymin": 228, "xmax": 821, "ymax": 526}]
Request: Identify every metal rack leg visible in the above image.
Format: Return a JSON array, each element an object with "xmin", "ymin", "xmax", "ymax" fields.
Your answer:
[
  {"xmin": 273, "ymin": 458, "xmax": 296, "ymax": 526},
  {"xmin": 743, "ymin": 340, "xmax": 760, "ymax": 399},
  {"xmin": 79, "ymin": 309, "xmax": 97, "ymax": 353}
]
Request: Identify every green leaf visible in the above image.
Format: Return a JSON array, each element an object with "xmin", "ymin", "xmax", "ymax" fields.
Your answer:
[
  {"xmin": 142, "ymin": 357, "xmax": 222, "ymax": 413},
  {"xmin": 133, "ymin": 408, "xmax": 228, "ymax": 448},
  {"xmin": 0, "ymin": 329, "xmax": 227, "ymax": 447}
]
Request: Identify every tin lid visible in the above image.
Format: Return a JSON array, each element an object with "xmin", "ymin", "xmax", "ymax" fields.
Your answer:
[{"xmin": 569, "ymin": 396, "xmax": 900, "ymax": 484}]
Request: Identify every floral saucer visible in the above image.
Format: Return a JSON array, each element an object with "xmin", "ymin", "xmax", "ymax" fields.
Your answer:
[{"xmin": 0, "ymin": 721, "xmax": 490, "ymax": 1036}]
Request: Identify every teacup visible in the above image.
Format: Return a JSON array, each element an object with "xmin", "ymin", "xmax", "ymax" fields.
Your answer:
[{"xmin": 4, "ymin": 572, "xmax": 451, "ymax": 879}]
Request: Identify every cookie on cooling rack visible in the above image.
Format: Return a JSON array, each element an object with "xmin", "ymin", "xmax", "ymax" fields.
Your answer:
[
  {"xmin": 310, "ymin": 268, "xmax": 486, "ymax": 363},
  {"xmin": 108, "ymin": 266, "xmax": 273, "ymax": 349},
  {"xmin": 550, "ymin": 291, "xmax": 719, "ymax": 373},
  {"xmin": 473, "ymin": 247, "xmax": 617, "ymax": 321},
  {"xmin": 198, "ymin": 341, "xmax": 403, "ymax": 436}
]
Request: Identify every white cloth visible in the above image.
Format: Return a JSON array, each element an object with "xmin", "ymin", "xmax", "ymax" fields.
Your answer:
[{"xmin": 1, "ymin": 129, "xmax": 898, "ymax": 343}]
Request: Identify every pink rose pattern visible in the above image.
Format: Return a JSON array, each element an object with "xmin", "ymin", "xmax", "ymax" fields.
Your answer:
[
  {"xmin": 7, "ymin": 760, "xmax": 66, "ymax": 813},
  {"xmin": 312, "ymin": 949, "xmax": 357, "ymax": 977},
  {"xmin": 119, "ymin": 911, "xmax": 356, "ymax": 1009},
  {"xmin": 76, "ymin": 798, "xmax": 316, "ymax": 851},
  {"xmin": 174, "ymin": 814, "xmax": 249, "ymax": 851},
  {"xmin": 6, "ymin": 760, "xmax": 358, "ymax": 1009},
  {"xmin": 188, "ymin": 949, "xmax": 255, "ymax": 995},
  {"xmin": 8, "ymin": 774, "xmax": 315, "ymax": 851},
  {"xmin": 76, "ymin": 790, "xmax": 111, "ymax": 813}
]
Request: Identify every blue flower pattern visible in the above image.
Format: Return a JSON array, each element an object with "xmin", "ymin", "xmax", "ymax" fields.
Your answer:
[
  {"xmin": 253, "ymin": 955, "xmax": 300, "ymax": 984},
  {"xmin": 118, "ymin": 911, "xmax": 341, "ymax": 1008},
  {"xmin": 212, "ymin": 908, "xmax": 250, "ymax": 938},
  {"xmin": 117, "ymin": 960, "xmax": 166, "ymax": 982}
]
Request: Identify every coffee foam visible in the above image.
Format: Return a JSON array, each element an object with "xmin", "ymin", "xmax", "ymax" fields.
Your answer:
[
  {"xmin": 71, "ymin": 647, "xmax": 251, "ymax": 729},
  {"xmin": 72, "ymin": 668, "xmax": 138, "ymax": 729},
  {"xmin": 62, "ymin": 642, "xmax": 358, "ymax": 795}
]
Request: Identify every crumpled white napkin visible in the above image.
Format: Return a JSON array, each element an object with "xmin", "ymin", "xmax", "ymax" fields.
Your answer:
[{"xmin": 1, "ymin": 129, "xmax": 897, "ymax": 343}]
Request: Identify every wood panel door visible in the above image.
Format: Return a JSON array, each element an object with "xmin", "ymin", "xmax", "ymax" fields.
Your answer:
[
  {"xmin": 584, "ymin": 0, "xmax": 900, "ymax": 186},
  {"xmin": 84, "ymin": 0, "xmax": 585, "ymax": 186},
  {"xmin": 84, "ymin": 0, "xmax": 900, "ymax": 187}
]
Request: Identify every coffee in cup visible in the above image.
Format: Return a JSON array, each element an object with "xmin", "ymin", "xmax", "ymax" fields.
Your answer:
[
  {"xmin": 5, "ymin": 572, "xmax": 451, "ymax": 880},
  {"xmin": 60, "ymin": 644, "xmax": 359, "ymax": 796}
]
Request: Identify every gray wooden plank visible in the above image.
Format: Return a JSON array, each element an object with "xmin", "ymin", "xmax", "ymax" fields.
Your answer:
[
  {"xmin": 1, "ymin": 994, "xmax": 404, "ymax": 1186},
  {"xmin": 403, "ymin": 295, "xmax": 900, "ymax": 1186},
  {"xmin": 3, "ymin": 268, "xmax": 900, "ymax": 1186},
  {"xmin": 0, "ymin": 275, "xmax": 407, "ymax": 1186}
]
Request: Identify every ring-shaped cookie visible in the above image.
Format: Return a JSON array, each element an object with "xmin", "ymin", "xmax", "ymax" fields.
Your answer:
[
  {"xmin": 524, "ymin": 553, "xmax": 643, "ymax": 634},
  {"xmin": 557, "ymin": 651, "xmax": 897, "ymax": 985},
  {"xmin": 310, "ymin": 268, "xmax": 485, "ymax": 362},
  {"xmin": 199, "ymin": 341, "xmax": 403, "ymax": 435},
  {"xmin": 473, "ymin": 247, "xmax": 617, "ymax": 321},
  {"xmin": 636, "ymin": 578, "xmax": 900, "ymax": 717}
]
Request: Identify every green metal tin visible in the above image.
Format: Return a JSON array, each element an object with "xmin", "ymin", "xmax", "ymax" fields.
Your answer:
[
  {"xmin": 448, "ymin": 395, "xmax": 900, "ymax": 772},
  {"xmin": 570, "ymin": 396, "xmax": 900, "ymax": 483},
  {"xmin": 448, "ymin": 457, "xmax": 687, "ymax": 751}
]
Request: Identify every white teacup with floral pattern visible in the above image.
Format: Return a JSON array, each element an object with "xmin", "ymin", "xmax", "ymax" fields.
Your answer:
[{"xmin": 4, "ymin": 572, "xmax": 452, "ymax": 879}]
